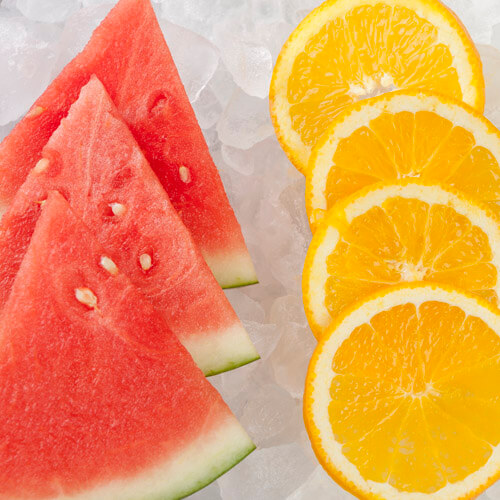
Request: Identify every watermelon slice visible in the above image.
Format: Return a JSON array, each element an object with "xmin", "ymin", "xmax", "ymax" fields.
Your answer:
[
  {"xmin": 0, "ymin": 190, "xmax": 255, "ymax": 499},
  {"xmin": 0, "ymin": 76, "xmax": 259, "ymax": 376},
  {"xmin": 0, "ymin": 0, "xmax": 257, "ymax": 289}
]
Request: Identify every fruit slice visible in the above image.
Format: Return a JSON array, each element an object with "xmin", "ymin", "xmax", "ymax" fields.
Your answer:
[
  {"xmin": 0, "ymin": 0, "xmax": 256, "ymax": 288},
  {"xmin": 307, "ymin": 91, "xmax": 500, "ymax": 229},
  {"xmin": 270, "ymin": 0, "xmax": 485, "ymax": 174},
  {"xmin": 0, "ymin": 76, "xmax": 258, "ymax": 376},
  {"xmin": 303, "ymin": 181, "xmax": 500, "ymax": 338},
  {"xmin": 0, "ymin": 191, "xmax": 255, "ymax": 499},
  {"xmin": 304, "ymin": 283, "xmax": 500, "ymax": 500}
]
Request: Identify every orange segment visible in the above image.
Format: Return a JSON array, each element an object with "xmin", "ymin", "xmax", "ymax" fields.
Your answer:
[
  {"xmin": 306, "ymin": 92, "xmax": 500, "ymax": 231},
  {"xmin": 270, "ymin": 0, "xmax": 484, "ymax": 173},
  {"xmin": 303, "ymin": 182, "xmax": 500, "ymax": 338},
  {"xmin": 304, "ymin": 284, "xmax": 500, "ymax": 499}
]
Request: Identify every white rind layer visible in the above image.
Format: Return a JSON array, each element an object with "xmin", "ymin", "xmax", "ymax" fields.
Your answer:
[
  {"xmin": 182, "ymin": 322, "xmax": 260, "ymax": 376},
  {"xmin": 54, "ymin": 415, "xmax": 255, "ymax": 500},
  {"xmin": 203, "ymin": 249, "xmax": 258, "ymax": 289}
]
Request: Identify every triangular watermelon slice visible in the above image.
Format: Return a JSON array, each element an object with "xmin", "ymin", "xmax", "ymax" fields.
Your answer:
[
  {"xmin": 0, "ymin": 0, "xmax": 256, "ymax": 289},
  {"xmin": 0, "ymin": 191, "xmax": 255, "ymax": 499},
  {"xmin": 0, "ymin": 76, "xmax": 258, "ymax": 376}
]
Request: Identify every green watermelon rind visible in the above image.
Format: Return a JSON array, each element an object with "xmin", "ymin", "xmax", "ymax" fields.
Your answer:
[
  {"xmin": 171, "ymin": 442, "xmax": 255, "ymax": 500},
  {"xmin": 222, "ymin": 278, "xmax": 259, "ymax": 290},
  {"xmin": 59, "ymin": 418, "xmax": 255, "ymax": 500},
  {"xmin": 203, "ymin": 250, "xmax": 258, "ymax": 290},
  {"xmin": 181, "ymin": 323, "xmax": 260, "ymax": 377},
  {"xmin": 204, "ymin": 352, "xmax": 261, "ymax": 377}
]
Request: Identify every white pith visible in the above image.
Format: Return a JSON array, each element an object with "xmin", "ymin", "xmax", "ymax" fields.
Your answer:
[
  {"xmin": 54, "ymin": 415, "xmax": 254, "ymax": 500},
  {"xmin": 181, "ymin": 322, "xmax": 260, "ymax": 376},
  {"xmin": 307, "ymin": 284, "xmax": 500, "ymax": 499},
  {"xmin": 308, "ymin": 93, "xmax": 499, "ymax": 224},
  {"xmin": 305, "ymin": 183, "xmax": 500, "ymax": 332},
  {"xmin": 271, "ymin": 0, "xmax": 481, "ymax": 171},
  {"xmin": 203, "ymin": 249, "xmax": 258, "ymax": 289}
]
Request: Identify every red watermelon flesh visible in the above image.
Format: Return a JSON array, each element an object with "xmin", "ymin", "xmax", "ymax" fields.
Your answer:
[
  {"xmin": 0, "ymin": 76, "xmax": 259, "ymax": 376},
  {"xmin": 0, "ymin": 191, "xmax": 255, "ymax": 500},
  {"xmin": 0, "ymin": 0, "xmax": 256, "ymax": 289}
]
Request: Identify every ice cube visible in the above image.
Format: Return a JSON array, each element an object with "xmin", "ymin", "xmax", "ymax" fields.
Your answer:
[
  {"xmin": 80, "ymin": 0, "xmax": 115, "ymax": 6},
  {"xmin": 52, "ymin": 4, "xmax": 113, "ymax": 76},
  {"xmin": 209, "ymin": 61, "xmax": 236, "ymax": 109},
  {"xmin": 225, "ymin": 289, "xmax": 266, "ymax": 323},
  {"xmin": 287, "ymin": 466, "xmax": 355, "ymax": 499},
  {"xmin": 213, "ymin": 15, "xmax": 272, "ymax": 98},
  {"xmin": 482, "ymin": 479, "xmax": 500, "ymax": 499},
  {"xmin": 16, "ymin": 0, "xmax": 78, "ymax": 23},
  {"xmin": 193, "ymin": 87, "xmax": 222, "ymax": 129},
  {"xmin": 0, "ymin": 17, "xmax": 60, "ymax": 125},
  {"xmin": 189, "ymin": 480, "xmax": 222, "ymax": 500},
  {"xmin": 160, "ymin": 0, "xmax": 242, "ymax": 40},
  {"xmin": 239, "ymin": 383, "xmax": 301, "ymax": 447},
  {"xmin": 449, "ymin": 0, "xmax": 500, "ymax": 45},
  {"xmin": 217, "ymin": 88, "xmax": 274, "ymax": 149},
  {"xmin": 281, "ymin": 0, "xmax": 319, "ymax": 25},
  {"xmin": 269, "ymin": 297, "xmax": 315, "ymax": 398},
  {"xmin": 159, "ymin": 20, "xmax": 219, "ymax": 102},
  {"xmin": 249, "ymin": 0, "xmax": 283, "ymax": 26},
  {"xmin": 218, "ymin": 443, "xmax": 316, "ymax": 500},
  {"xmin": 478, "ymin": 44, "xmax": 500, "ymax": 127}
]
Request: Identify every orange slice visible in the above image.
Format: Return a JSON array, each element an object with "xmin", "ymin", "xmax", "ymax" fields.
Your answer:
[
  {"xmin": 304, "ymin": 283, "xmax": 500, "ymax": 500},
  {"xmin": 303, "ymin": 182, "xmax": 500, "ymax": 338},
  {"xmin": 307, "ymin": 91, "xmax": 500, "ymax": 230},
  {"xmin": 270, "ymin": 0, "xmax": 485, "ymax": 174}
]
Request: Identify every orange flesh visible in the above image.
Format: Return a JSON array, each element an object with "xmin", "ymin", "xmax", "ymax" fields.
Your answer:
[
  {"xmin": 325, "ymin": 198, "xmax": 497, "ymax": 319},
  {"xmin": 287, "ymin": 5, "xmax": 463, "ymax": 151},
  {"xmin": 329, "ymin": 300, "xmax": 500, "ymax": 493},
  {"xmin": 325, "ymin": 110, "xmax": 500, "ymax": 214}
]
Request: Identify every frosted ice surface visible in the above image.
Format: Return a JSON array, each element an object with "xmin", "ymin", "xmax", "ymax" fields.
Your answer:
[
  {"xmin": 189, "ymin": 481, "xmax": 222, "ymax": 500},
  {"xmin": 213, "ymin": 14, "xmax": 273, "ymax": 98},
  {"xmin": 0, "ymin": 17, "xmax": 60, "ymax": 125},
  {"xmin": 192, "ymin": 87, "xmax": 222, "ymax": 129},
  {"xmin": 448, "ymin": 0, "xmax": 500, "ymax": 45},
  {"xmin": 218, "ymin": 444, "xmax": 316, "ymax": 500},
  {"xmin": 287, "ymin": 467, "xmax": 355, "ymax": 500},
  {"xmin": 483, "ymin": 480, "xmax": 500, "ymax": 499},
  {"xmin": 16, "ymin": 0, "xmax": 78, "ymax": 23},
  {"xmin": 280, "ymin": 0, "xmax": 320, "ymax": 24},
  {"xmin": 478, "ymin": 45, "xmax": 500, "ymax": 126},
  {"xmin": 239, "ymin": 384, "xmax": 301, "ymax": 446},
  {"xmin": 160, "ymin": 0, "xmax": 242, "ymax": 40},
  {"xmin": 217, "ymin": 88, "xmax": 274, "ymax": 149},
  {"xmin": 269, "ymin": 297, "xmax": 315, "ymax": 398},
  {"xmin": 80, "ymin": 0, "xmax": 115, "ymax": 7},
  {"xmin": 159, "ymin": 20, "xmax": 219, "ymax": 103},
  {"xmin": 52, "ymin": 4, "xmax": 113, "ymax": 75}
]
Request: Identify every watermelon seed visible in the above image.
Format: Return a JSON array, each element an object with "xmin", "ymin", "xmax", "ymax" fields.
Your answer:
[
  {"xmin": 100, "ymin": 256, "xmax": 119, "ymax": 276},
  {"xmin": 109, "ymin": 203, "xmax": 126, "ymax": 216},
  {"xmin": 139, "ymin": 253, "xmax": 152, "ymax": 271},
  {"xmin": 26, "ymin": 106, "xmax": 45, "ymax": 118},
  {"xmin": 75, "ymin": 287, "xmax": 98, "ymax": 309},
  {"xmin": 179, "ymin": 165, "xmax": 191, "ymax": 183},
  {"xmin": 34, "ymin": 158, "xmax": 49, "ymax": 173}
]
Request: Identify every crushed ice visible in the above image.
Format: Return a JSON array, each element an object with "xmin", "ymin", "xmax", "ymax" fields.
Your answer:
[{"xmin": 1, "ymin": 0, "xmax": 500, "ymax": 498}]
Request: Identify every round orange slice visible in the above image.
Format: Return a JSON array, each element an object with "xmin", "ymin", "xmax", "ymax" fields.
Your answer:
[
  {"xmin": 306, "ymin": 91, "xmax": 500, "ymax": 230},
  {"xmin": 270, "ymin": 0, "xmax": 485, "ymax": 174},
  {"xmin": 303, "ymin": 181, "xmax": 500, "ymax": 338},
  {"xmin": 304, "ymin": 283, "xmax": 500, "ymax": 500}
]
